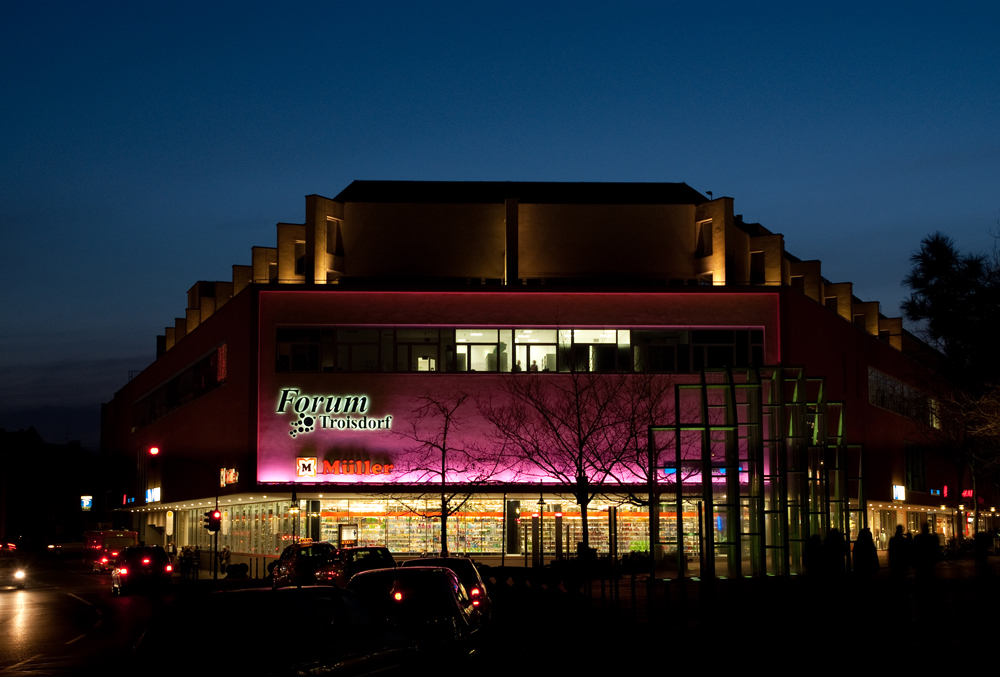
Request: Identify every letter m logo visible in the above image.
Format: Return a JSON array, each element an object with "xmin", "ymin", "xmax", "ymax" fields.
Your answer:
[{"xmin": 296, "ymin": 457, "xmax": 317, "ymax": 478}]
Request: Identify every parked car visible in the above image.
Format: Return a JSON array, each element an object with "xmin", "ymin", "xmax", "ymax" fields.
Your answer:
[
  {"xmin": 271, "ymin": 539, "xmax": 337, "ymax": 588},
  {"xmin": 347, "ymin": 566, "xmax": 482, "ymax": 657},
  {"xmin": 400, "ymin": 556, "xmax": 491, "ymax": 621},
  {"xmin": 111, "ymin": 546, "xmax": 172, "ymax": 595},
  {"xmin": 0, "ymin": 553, "xmax": 27, "ymax": 589},
  {"xmin": 315, "ymin": 546, "xmax": 396, "ymax": 587},
  {"xmin": 134, "ymin": 586, "xmax": 418, "ymax": 676}
]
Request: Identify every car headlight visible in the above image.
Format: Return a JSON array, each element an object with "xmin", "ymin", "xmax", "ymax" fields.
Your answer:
[{"xmin": 14, "ymin": 571, "xmax": 25, "ymax": 579}]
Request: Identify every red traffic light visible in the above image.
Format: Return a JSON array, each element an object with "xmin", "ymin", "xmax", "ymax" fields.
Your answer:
[{"xmin": 148, "ymin": 446, "xmax": 160, "ymax": 455}]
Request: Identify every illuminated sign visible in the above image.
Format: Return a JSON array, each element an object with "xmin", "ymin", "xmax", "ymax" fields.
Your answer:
[
  {"xmin": 962, "ymin": 489, "xmax": 974, "ymax": 498},
  {"xmin": 219, "ymin": 468, "xmax": 239, "ymax": 487},
  {"xmin": 145, "ymin": 487, "xmax": 161, "ymax": 503},
  {"xmin": 930, "ymin": 489, "xmax": 941, "ymax": 496},
  {"xmin": 166, "ymin": 511, "xmax": 174, "ymax": 536},
  {"xmin": 892, "ymin": 485, "xmax": 905, "ymax": 501},
  {"xmin": 296, "ymin": 457, "xmax": 395, "ymax": 477},
  {"xmin": 276, "ymin": 389, "xmax": 391, "ymax": 438},
  {"xmin": 81, "ymin": 495, "xmax": 93, "ymax": 511}
]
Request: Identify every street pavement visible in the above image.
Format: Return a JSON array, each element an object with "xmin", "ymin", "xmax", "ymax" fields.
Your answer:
[{"xmin": 3, "ymin": 553, "xmax": 995, "ymax": 673}]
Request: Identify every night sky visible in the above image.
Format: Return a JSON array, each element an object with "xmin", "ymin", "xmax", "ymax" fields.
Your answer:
[{"xmin": 2, "ymin": 1, "xmax": 998, "ymax": 450}]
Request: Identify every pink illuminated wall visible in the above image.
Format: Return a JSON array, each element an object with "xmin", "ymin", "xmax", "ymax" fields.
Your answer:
[{"xmin": 256, "ymin": 290, "xmax": 780, "ymax": 486}]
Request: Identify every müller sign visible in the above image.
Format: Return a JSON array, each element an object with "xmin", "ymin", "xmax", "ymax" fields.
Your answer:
[{"xmin": 276, "ymin": 388, "xmax": 393, "ymax": 438}]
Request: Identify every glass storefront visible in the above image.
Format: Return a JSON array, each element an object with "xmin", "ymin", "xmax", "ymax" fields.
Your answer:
[{"xmin": 171, "ymin": 495, "xmax": 764, "ymax": 561}]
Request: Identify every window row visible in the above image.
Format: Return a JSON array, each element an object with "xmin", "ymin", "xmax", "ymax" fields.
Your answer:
[
  {"xmin": 276, "ymin": 327, "xmax": 764, "ymax": 374},
  {"xmin": 133, "ymin": 344, "xmax": 227, "ymax": 428}
]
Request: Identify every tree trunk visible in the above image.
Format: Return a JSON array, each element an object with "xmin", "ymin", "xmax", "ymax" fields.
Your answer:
[
  {"xmin": 440, "ymin": 491, "xmax": 449, "ymax": 557},
  {"xmin": 577, "ymin": 489, "xmax": 590, "ymax": 555}
]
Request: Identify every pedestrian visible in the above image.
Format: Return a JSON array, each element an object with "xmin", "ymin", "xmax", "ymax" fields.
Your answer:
[
  {"xmin": 888, "ymin": 525, "xmax": 909, "ymax": 578},
  {"xmin": 822, "ymin": 528, "xmax": 847, "ymax": 577},
  {"xmin": 912, "ymin": 521, "xmax": 939, "ymax": 579},
  {"xmin": 852, "ymin": 527, "xmax": 879, "ymax": 578}
]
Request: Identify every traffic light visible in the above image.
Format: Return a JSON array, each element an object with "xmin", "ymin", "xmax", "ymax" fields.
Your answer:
[
  {"xmin": 203, "ymin": 511, "xmax": 213, "ymax": 530},
  {"xmin": 208, "ymin": 509, "xmax": 222, "ymax": 533}
]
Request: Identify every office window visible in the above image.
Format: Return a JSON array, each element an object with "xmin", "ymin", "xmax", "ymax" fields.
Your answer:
[
  {"xmin": 274, "ymin": 325, "xmax": 765, "ymax": 375},
  {"xmin": 396, "ymin": 329, "xmax": 441, "ymax": 372},
  {"xmin": 276, "ymin": 328, "xmax": 320, "ymax": 372},
  {"xmin": 513, "ymin": 329, "xmax": 557, "ymax": 372},
  {"xmin": 455, "ymin": 329, "xmax": 511, "ymax": 372}
]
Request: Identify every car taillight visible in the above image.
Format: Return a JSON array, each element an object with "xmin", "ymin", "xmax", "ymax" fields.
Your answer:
[
  {"xmin": 118, "ymin": 567, "xmax": 128, "ymax": 575},
  {"xmin": 472, "ymin": 599, "xmax": 480, "ymax": 606},
  {"xmin": 142, "ymin": 558, "xmax": 150, "ymax": 564},
  {"xmin": 111, "ymin": 551, "xmax": 119, "ymax": 556},
  {"xmin": 101, "ymin": 557, "xmax": 108, "ymax": 563},
  {"xmin": 166, "ymin": 565, "xmax": 172, "ymax": 572}
]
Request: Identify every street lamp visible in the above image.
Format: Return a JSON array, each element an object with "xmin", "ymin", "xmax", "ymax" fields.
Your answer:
[{"xmin": 289, "ymin": 492, "xmax": 300, "ymax": 543}]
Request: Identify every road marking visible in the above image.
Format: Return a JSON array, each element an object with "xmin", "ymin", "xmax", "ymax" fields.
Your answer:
[
  {"xmin": 0, "ymin": 654, "xmax": 44, "ymax": 672},
  {"xmin": 65, "ymin": 593, "xmax": 92, "ymax": 606},
  {"xmin": 65, "ymin": 634, "xmax": 86, "ymax": 645}
]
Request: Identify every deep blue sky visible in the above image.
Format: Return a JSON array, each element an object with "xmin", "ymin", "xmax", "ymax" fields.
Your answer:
[{"xmin": 2, "ymin": 1, "xmax": 998, "ymax": 449}]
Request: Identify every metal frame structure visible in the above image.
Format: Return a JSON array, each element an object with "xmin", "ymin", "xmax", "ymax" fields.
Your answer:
[{"xmin": 650, "ymin": 367, "xmax": 865, "ymax": 578}]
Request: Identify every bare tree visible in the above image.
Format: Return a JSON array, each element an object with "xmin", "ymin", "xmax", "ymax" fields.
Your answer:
[
  {"xmin": 393, "ymin": 392, "xmax": 512, "ymax": 556},
  {"xmin": 479, "ymin": 371, "xmax": 647, "ymax": 554}
]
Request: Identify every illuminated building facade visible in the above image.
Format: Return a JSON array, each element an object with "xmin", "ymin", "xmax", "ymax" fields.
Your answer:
[{"xmin": 102, "ymin": 181, "xmax": 959, "ymax": 577}]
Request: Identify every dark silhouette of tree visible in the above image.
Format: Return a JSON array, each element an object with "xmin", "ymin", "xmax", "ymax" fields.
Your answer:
[
  {"xmin": 902, "ymin": 232, "xmax": 1000, "ymax": 391},
  {"xmin": 903, "ymin": 231, "xmax": 1000, "ymax": 531},
  {"xmin": 479, "ymin": 371, "xmax": 650, "ymax": 554},
  {"xmin": 393, "ymin": 392, "xmax": 510, "ymax": 556}
]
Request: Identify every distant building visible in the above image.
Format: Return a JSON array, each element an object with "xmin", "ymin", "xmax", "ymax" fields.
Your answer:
[{"xmin": 102, "ymin": 181, "xmax": 967, "ymax": 576}]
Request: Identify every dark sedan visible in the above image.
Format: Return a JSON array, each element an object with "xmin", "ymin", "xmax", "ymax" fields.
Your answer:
[
  {"xmin": 111, "ymin": 546, "xmax": 172, "ymax": 595},
  {"xmin": 400, "ymin": 556, "xmax": 492, "ymax": 621},
  {"xmin": 347, "ymin": 566, "xmax": 482, "ymax": 657}
]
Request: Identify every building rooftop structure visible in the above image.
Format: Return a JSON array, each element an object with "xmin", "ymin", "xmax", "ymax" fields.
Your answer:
[{"xmin": 159, "ymin": 180, "xmax": 919, "ymax": 361}]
